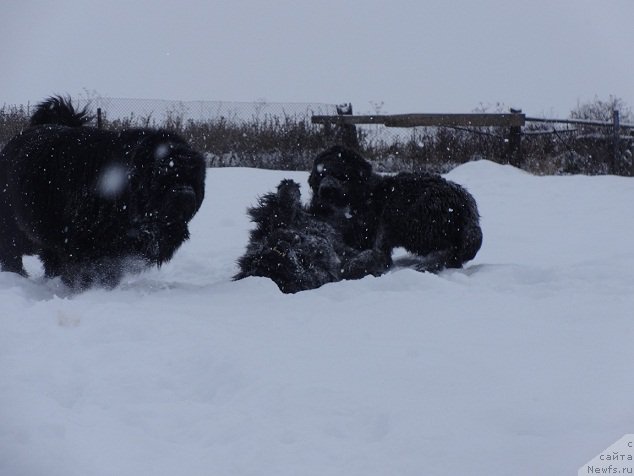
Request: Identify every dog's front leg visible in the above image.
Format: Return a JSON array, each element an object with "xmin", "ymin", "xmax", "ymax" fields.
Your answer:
[{"xmin": 341, "ymin": 246, "xmax": 391, "ymax": 280}]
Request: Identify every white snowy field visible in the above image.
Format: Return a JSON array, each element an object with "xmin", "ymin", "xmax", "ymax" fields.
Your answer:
[{"xmin": 1, "ymin": 161, "xmax": 633, "ymax": 476}]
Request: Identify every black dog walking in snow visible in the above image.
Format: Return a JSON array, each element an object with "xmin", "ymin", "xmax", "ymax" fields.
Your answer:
[
  {"xmin": 308, "ymin": 145, "xmax": 482, "ymax": 273},
  {"xmin": 0, "ymin": 96, "xmax": 206, "ymax": 289}
]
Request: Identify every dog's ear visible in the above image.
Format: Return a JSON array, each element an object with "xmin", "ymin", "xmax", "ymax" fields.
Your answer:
[
  {"xmin": 308, "ymin": 168, "xmax": 319, "ymax": 190},
  {"xmin": 357, "ymin": 158, "xmax": 372, "ymax": 181},
  {"xmin": 308, "ymin": 152, "xmax": 329, "ymax": 190}
]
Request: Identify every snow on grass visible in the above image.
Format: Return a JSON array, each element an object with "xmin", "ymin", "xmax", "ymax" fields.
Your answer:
[{"xmin": 1, "ymin": 161, "xmax": 633, "ymax": 476}]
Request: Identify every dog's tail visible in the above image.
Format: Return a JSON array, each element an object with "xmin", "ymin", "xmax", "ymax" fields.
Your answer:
[{"xmin": 29, "ymin": 96, "xmax": 91, "ymax": 127}]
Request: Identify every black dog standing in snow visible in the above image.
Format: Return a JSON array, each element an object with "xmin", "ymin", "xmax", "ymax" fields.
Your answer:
[
  {"xmin": 0, "ymin": 96, "xmax": 206, "ymax": 289},
  {"xmin": 308, "ymin": 145, "xmax": 482, "ymax": 273},
  {"xmin": 234, "ymin": 179, "xmax": 387, "ymax": 293}
]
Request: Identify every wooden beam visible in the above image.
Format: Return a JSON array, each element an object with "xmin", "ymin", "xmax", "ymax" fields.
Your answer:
[
  {"xmin": 526, "ymin": 116, "xmax": 634, "ymax": 129},
  {"xmin": 312, "ymin": 115, "xmax": 384, "ymax": 125},
  {"xmin": 384, "ymin": 113, "xmax": 525, "ymax": 127},
  {"xmin": 312, "ymin": 113, "xmax": 526, "ymax": 128}
]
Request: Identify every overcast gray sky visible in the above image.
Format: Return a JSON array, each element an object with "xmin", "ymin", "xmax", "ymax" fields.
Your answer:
[{"xmin": 2, "ymin": 0, "xmax": 633, "ymax": 116}]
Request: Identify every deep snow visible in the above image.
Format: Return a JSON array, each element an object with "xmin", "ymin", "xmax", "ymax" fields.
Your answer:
[{"xmin": 1, "ymin": 161, "xmax": 633, "ymax": 476}]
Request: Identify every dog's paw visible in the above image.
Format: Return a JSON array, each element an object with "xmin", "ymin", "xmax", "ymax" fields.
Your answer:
[{"xmin": 341, "ymin": 249, "xmax": 391, "ymax": 280}]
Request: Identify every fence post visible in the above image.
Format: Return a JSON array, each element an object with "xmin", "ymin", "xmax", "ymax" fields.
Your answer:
[
  {"xmin": 97, "ymin": 108, "xmax": 102, "ymax": 129},
  {"xmin": 336, "ymin": 103, "xmax": 359, "ymax": 149},
  {"xmin": 612, "ymin": 109, "xmax": 620, "ymax": 174},
  {"xmin": 507, "ymin": 108, "xmax": 523, "ymax": 167}
]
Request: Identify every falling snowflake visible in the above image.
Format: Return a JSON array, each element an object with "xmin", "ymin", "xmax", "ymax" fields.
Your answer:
[
  {"xmin": 97, "ymin": 164, "xmax": 129, "ymax": 199},
  {"xmin": 154, "ymin": 144, "xmax": 171, "ymax": 161}
]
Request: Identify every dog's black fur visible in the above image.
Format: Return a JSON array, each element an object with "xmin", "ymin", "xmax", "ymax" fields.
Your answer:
[
  {"xmin": 308, "ymin": 145, "xmax": 482, "ymax": 272},
  {"xmin": 234, "ymin": 179, "xmax": 387, "ymax": 293},
  {"xmin": 0, "ymin": 96, "xmax": 206, "ymax": 289}
]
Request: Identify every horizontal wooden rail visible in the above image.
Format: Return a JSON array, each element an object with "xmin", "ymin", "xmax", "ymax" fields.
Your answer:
[
  {"xmin": 312, "ymin": 113, "xmax": 526, "ymax": 128},
  {"xmin": 525, "ymin": 116, "xmax": 634, "ymax": 129}
]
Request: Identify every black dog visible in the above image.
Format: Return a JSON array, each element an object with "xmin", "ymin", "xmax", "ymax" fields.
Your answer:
[
  {"xmin": 0, "ymin": 96, "xmax": 206, "ymax": 289},
  {"xmin": 308, "ymin": 146, "xmax": 482, "ymax": 272},
  {"xmin": 234, "ymin": 179, "xmax": 387, "ymax": 293}
]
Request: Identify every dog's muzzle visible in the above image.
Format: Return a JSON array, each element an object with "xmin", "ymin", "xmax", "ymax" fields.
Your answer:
[
  {"xmin": 318, "ymin": 176, "xmax": 346, "ymax": 206},
  {"xmin": 166, "ymin": 185, "xmax": 198, "ymax": 221}
]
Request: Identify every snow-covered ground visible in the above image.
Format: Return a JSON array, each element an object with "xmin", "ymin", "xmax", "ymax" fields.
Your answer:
[{"xmin": 1, "ymin": 161, "xmax": 633, "ymax": 476}]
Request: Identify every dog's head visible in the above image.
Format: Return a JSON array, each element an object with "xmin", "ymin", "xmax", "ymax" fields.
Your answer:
[
  {"xmin": 147, "ymin": 135, "xmax": 205, "ymax": 225},
  {"xmin": 308, "ymin": 145, "xmax": 372, "ymax": 211},
  {"xmin": 122, "ymin": 131, "xmax": 206, "ymax": 264}
]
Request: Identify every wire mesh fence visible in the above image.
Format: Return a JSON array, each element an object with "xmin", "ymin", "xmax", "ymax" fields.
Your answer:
[
  {"xmin": 74, "ymin": 97, "xmax": 339, "ymax": 126},
  {"xmin": 77, "ymin": 97, "xmax": 347, "ymax": 170}
]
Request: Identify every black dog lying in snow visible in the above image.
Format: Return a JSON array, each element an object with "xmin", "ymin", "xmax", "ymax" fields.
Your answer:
[
  {"xmin": 308, "ymin": 145, "xmax": 482, "ymax": 273},
  {"xmin": 234, "ymin": 180, "xmax": 387, "ymax": 293},
  {"xmin": 0, "ymin": 96, "xmax": 206, "ymax": 289}
]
